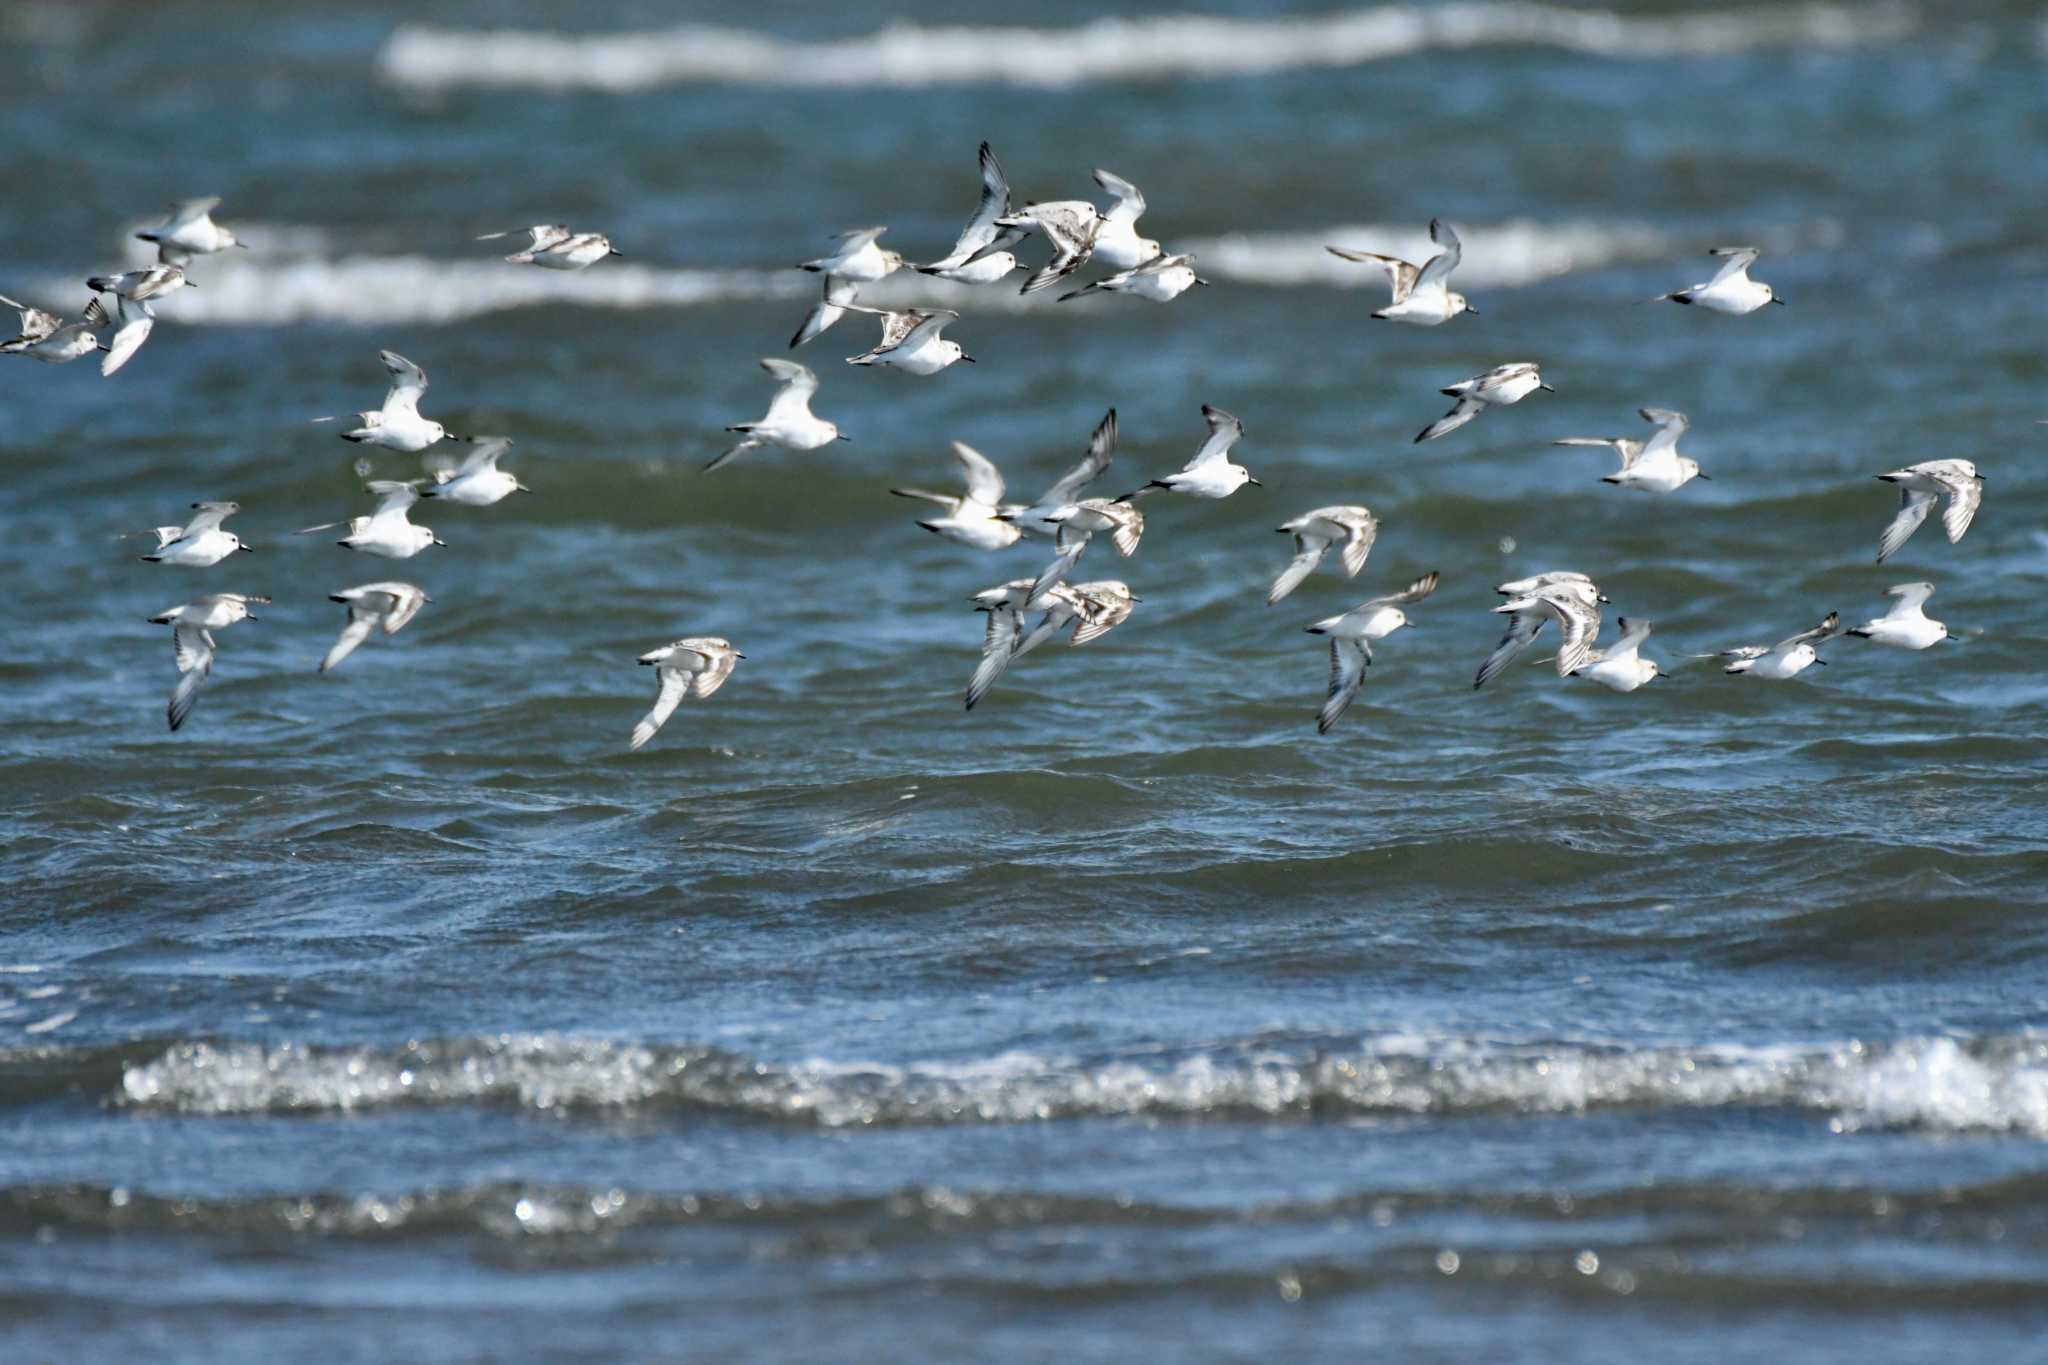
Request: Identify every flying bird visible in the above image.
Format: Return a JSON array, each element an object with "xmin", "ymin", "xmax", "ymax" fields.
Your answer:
[
  {"xmin": 706, "ymin": 358, "xmax": 846, "ymax": 472},
  {"xmin": 321, "ymin": 582, "xmax": 431, "ymax": 672},
  {"xmin": 630, "ymin": 638, "xmax": 743, "ymax": 751},
  {"xmin": 1326, "ymin": 218, "xmax": 1473, "ymax": 324},
  {"xmin": 1304, "ymin": 571, "xmax": 1440, "ymax": 733}
]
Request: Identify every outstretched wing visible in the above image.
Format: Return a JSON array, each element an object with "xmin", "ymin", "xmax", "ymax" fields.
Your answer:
[
  {"xmin": 1877, "ymin": 487, "xmax": 1936, "ymax": 563},
  {"xmin": 689, "ymin": 647, "xmax": 740, "ymax": 700},
  {"xmin": 1412, "ymin": 218, "xmax": 1463, "ymax": 295},
  {"xmin": 171, "ymin": 624, "xmax": 215, "ymax": 675},
  {"xmin": 1773, "ymin": 612, "xmax": 1841, "ymax": 652},
  {"xmin": 930, "ymin": 142, "xmax": 1016, "ymax": 270},
  {"xmin": 379, "ymin": 350, "xmax": 428, "ymax": 414},
  {"xmin": 1542, "ymin": 591, "xmax": 1601, "ymax": 675},
  {"xmin": 1475, "ymin": 609, "xmax": 1545, "ymax": 690},
  {"xmin": 1037, "ymin": 409, "xmax": 1117, "ymax": 509},
  {"xmin": 898, "ymin": 309, "xmax": 959, "ymax": 350},
  {"xmin": 951, "ymin": 442, "xmax": 1006, "ymax": 507},
  {"xmin": 1416, "ymin": 396, "xmax": 1483, "ymax": 443},
  {"xmin": 790, "ymin": 274, "xmax": 861, "ymax": 349},
  {"xmin": 630, "ymin": 668, "xmax": 691, "ymax": 752},
  {"xmin": 1339, "ymin": 517, "xmax": 1378, "ymax": 577},
  {"xmin": 1934, "ymin": 469, "xmax": 1982, "ymax": 543},
  {"xmin": 1324, "ymin": 246, "xmax": 1419, "ymax": 301},
  {"xmin": 1092, "ymin": 167, "xmax": 1146, "ymax": 225},
  {"xmin": 321, "ymin": 613, "xmax": 376, "ymax": 672},
  {"xmin": 966, "ymin": 604, "xmax": 1020, "ymax": 711},
  {"xmin": 365, "ymin": 479, "xmax": 423, "ymax": 518},
  {"xmin": 1637, "ymin": 407, "xmax": 1689, "ymax": 463},
  {"xmin": 1706, "ymin": 246, "xmax": 1761, "ymax": 286},
  {"xmin": 1369, "ymin": 571, "xmax": 1442, "ymax": 609},
  {"xmin": 1183, "ymin": 405, "xmax": 1244, "ymax": 470},
  {"xmin": 1268, "ymin": 535, "xmax": 1330, "ymax": 605},
  {"xmin": 181, "ymin": 501, "xmax": 238, "ymax": 535},
  {"xmin": 1318, "ymin": 640, "xmax": 1368, "ymax": 735},
  {"xmin": 1028, "ymin": 540, "xmax": 1088, "ymax": 608}
]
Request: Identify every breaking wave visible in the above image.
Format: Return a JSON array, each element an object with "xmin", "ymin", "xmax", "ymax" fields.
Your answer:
[{"xmin": 377, "ymin": 4, "xmax": 1919, "ymax": 92}]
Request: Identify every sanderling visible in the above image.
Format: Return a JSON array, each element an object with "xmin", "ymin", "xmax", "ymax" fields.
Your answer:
[
  {"xmin": 1848, "ymin": 582, "xmax": 1950, "ymax": 650},
  {"xmin": 1875, "ymin": 459, "xmax": 1981, "ymax": 563},
  {"xmin": 706, "ymin": 358, "xmax": 846, "ymax": 472},
  {"xmin": 0, "ymin": 294, "xmax": 100, "ymax": 364},
  {"xmin": 920, "ymin": 142, "xmax": 1025, "ymax": 282},
  {"xmin": 1017, "ymin": 579, "xmax": 1139, "ymax": 657},
  {"xmin": 320, "ymin": 582, "xmax": 431, "ymax": 673},
  {"xmin": 799, "ymin": 227, "xmax": 903, "ymax": 284},
  {"xmin": 1029, "ymin": 498, "xmax": 1144, "ymax": 605},
  {"xmin": 135, "ymin": 197, "xmax": 243, "ymax": 258},
  {"xmin": 95, "ymin": 292, "xmax": 155, "ymax": 377},
  {"xmin": 843, "ymin": 306, "xmax": 971, "ymax": 375},
  {"xmin": 1654, "ymin": 246, "xmax": 1781, "ymax": 314},
  {"xmin": 1059, "ymin": 252, "xmax": 1206, "ymax": 304},
  {"xmin": 1571, "ymin": 617, "xmax": 1666, "ymax": 692},
  {"xmin": 789, "ymin": 274, "xmax": 862, "ymax": 349},
  {"xmin": 86, "ymin": 264, "xmax": 189, "ymax": 303},
  {"xmin": 1415, "ymin": 362, "xmax": 1553, "ymax": 443},
  {"xmin": 1709, "ymin": 611, "xmax": 1841, "ymax": 678},
  {"xmin": 314, "ymin": 351, "xmax": 452, "ymax": 453},
  {"xmin": 1006, "ymin": 409, "xmax": 1118, "ymax": 537},
  {"xmin": 1123, "ymin": 405, "xmax": 1260, "ymax": 500},
  {"xmin": 132, "ymin": 501, "xmax": 251, "ymax": 567},
  {"xmin": 891, "ymin": 442, "xmax": 1021, "ymax": 550},
  {"xmin": 422, "ymin": 435, "xmax": 529, "ymax": 507},
  {"xmin": 149, "ymin": 592, "xmax": 267, "ymax": 732},
  {"xmin": 996, "ymin": 199, "xmax": 1101, "ymax": 296},
  {"xmin": 1326, "ymin": 218, "xmax": 1473, "ymax": 325},
  {"xmin": 1588, "ymin": 407, "xmax": 1709, "ymax": 493},
  {"xmin": 629, "ymin": 637, "xmax": 743, "ymax": 752},
  {"xmin": 1305, "ymin": 570, "xmax": 1440, "ymax": 734},
  {"xmin": 297, "ymin": 480, "xmax": 445, "ymax": 559},
  {"xmin": 1267, "ymin": 505, "xmax": 1379, "ymax": 605},
  {"xmin": 1475, "ymin": 572, "xmax": 1604, "ymax": 689},
  {"xmin": 1089, "ymin": 169, "xmax": 1161, "ymax": 271},
  {"xmin": 477, "ymin": 224, "xmax": 619, "ymax": 269}
]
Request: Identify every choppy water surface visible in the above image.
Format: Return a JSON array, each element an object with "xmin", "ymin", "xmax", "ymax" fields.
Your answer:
[{"xmin": 2, "ymin": 2, "xmax": 2046, "ymax": 1359}]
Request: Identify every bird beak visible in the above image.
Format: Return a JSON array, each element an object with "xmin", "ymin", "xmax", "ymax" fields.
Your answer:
[
  {"xmin": 1195, "ymin": 277, "xmax": 1211, "ymax": 287},
  {"xmin": 836, "ymin": 434, "xmax": 852, "ymax": 441},
  {"xmin": 1247, "ymin": 476, "xmax": 1263, "ymax": 486},
  {"xmin": 1695, "ymin": 472, "xmax": 1713, "ymax": 480},
  {"xmin": 735, "ymin": 652, "xmax": 747, "ymax": 659},
  {"xmin": 1771, "ymin": 296, "xmax": 1787, "ymax": 305},
  {"xmin": 433, "ymin": 537, "xmax": 447, "ymax": 546},
  {"xmin": 609, "ymin": 249, "xmax": 624, "ymax": 258},
  {"xmin": 1813, "ymin": 658, "xmax": 1829, "ymax": 666},
  {"xmin": 1463, "ymin": 304, "xmax": 1478, "ymax": 316},
  {"xmin": 961, "ymin": 355, "xmax": 976, "ymax": 363},
  {"xmin": 245, "ymin": 613, "xmax": 259, "ymax": 621},
  {"xmin": 1539, "ymin": 384, "xmax": 1556, "ymax": 392},
  {"xmin": 238, "ymin": 543, "xmax": 255, "ymax": 552}
]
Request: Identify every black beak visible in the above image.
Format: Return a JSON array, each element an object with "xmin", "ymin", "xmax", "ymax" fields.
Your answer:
[
  {"xmin": 1464, "ymin": 304, "xmax": 1478, "ymax": 316},
  {"xmin": 1695, "ymin": 472, "xmax": 1713, "ymax": 480},
  {"xmin": 1771, "ymin": 296, "xmax": 1786, "ymax": 305},
  {"xmin": 1539, "ymin": 384, "xmax": 1556, "ymax": 393},
  {"xmin": 961, "ymin": 355, "xmax": 976, "ymax": 363},
  {"xmin": 1813, "ymin": 658, "xmax": 1829, "ymax": 666},
  {"xmin": 1195, "ymin": 277, "xmax": 1211, "ymax": 287},
  {"xmin": 836, "ymin": 434, "xmax": 852, "ymax": 441},
  {"xmin": 735, "ymin": 652, "xmax": 747, "ymax": 659},
  {"xmin": 609, "ymin": 249, "xmax": 624, "ymax": 258},
  {"xmin": 1247, "ymin": 476, "xmax": 1262, "ymax": 486},
  {"xmin": 238, "ymin": 543, "xmax": 254, "ymax": 552}
]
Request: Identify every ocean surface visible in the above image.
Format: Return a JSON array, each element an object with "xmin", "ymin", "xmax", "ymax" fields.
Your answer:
[{"xmin": 2, "ymin": 2, "xmax": 2046, "ymax": 1359}]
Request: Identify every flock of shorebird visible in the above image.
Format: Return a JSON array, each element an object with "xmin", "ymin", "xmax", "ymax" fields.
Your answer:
[{"xmin": 2, "ymin": 151, "xmax": 1991, "ymax": 744}]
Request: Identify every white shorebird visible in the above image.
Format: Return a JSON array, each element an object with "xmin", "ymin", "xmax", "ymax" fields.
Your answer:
[
  {"xmin": 843, "ymin": 306, "xmax": 971, "ymax": 375},
  {"xmin": 132, "ymin": 501, "xmax": 252, "ymax": 566},
  {"xmin": 630, "ymin": 637, "xmax": 743, "ymax": 751},
  {"xmin": 1326, "ymin": 218, "xmax": 1473, "ymax": 325},
  {"xmin": 1415, "ymin": 362, "xmax": 1553, "ymax": 442},
  {"xmin": 134, "ymin": 198, "xmax": 243, "ymax": 260},
  {"xmin": 422, "ymin": 435, "xmax": 529, "ymax": 506},
  {"xmin": 86, "ymin": 264, "xmax": 189, "ymax": 303},
  {"xmin": 892, "ymin": 442, "xmax": 1021, "ymax": 550},
  {"xmin": 919, "ymin": 142, "xmax": 1024, "ymax": 283},
  {"xmin": 996, "ymin": 199, "xmax": 1101, "ymax": 295},
  {"xmin": 321, "ymin": 582, "xmax": 431, "ymax": 673},
  {"xmin": 1123, "ymin": 405, "xmax": 1260, "ymax": 500},
  {"xmin": 297, "ymin": 480, "xmax": 445, "ymax": 559},
  {"xmin": 1848, "ymin": 583, "xmax": 1950, "ymax": 650},
  {"xmin": 1874, "ymin": 459, "xmax": 1981, "ymax": 563},
  {"xmin": 1029, "ymin": 498, "xmax": 1145, "ymax": 605},
  {"xmin": 799, "ymin": 227, "xmax": 903, "ymax": 284},
  {"xmin": 1475, "ymin": 572, "xmax": 1605, "ymax": 689},
  {"xmin": 1004, "ymin": 409, "xmax": 1119, "ymax": 537},
  {"xmin": 1710, "ymin": 611, "xmax": 1841, "ymax": 678},
  {"xmin": 316, "ymin": 351, "xmax": 452, "ymax": 453},
  {"xmin": 1059, "ymin": 252, "xmax": 1206, "ymax": 304},
  {"xmin": 1654, "ymin": 246, "xmax": 1781, "ymax": 314},
  {"xmin": 1570, "ymin": 617, "xmax": 1666, "ymax": 692},
  {"xmin": 1088, "ymin": 168, "xmax": 1160, "ymax": 270},
  {"xmin": 1580, "ymin": 407, "xmax": 1709, "ymax": 493},
  {"xmin": 95, "ymin": 291, "xmax": 155, "ymax": 377},
  {"xmin": 1268, "ymin": 505, "xmax": 1379, "ymax": 605},
  {"xmin": 706, "ymin": 358, "xmax": 846, "ymax": 472},
  {"xmin": 1305, "ymin": 571, "xmax": 1440, "ymax": 734},
  {"xmin": 789, "ymin": 274, "xmax": 863, "ymax": 348},
  {"xmin": 477, "ymin": 224, "xmax": 619, "ymax": 269},
  {"xmin": 150, "ymin": 592, "xmax": 267, "ymax": 731},
  {"xmin": 965, "ymin": 579, "xmax": 1137, "ymax": 710},
  {"xmin": 0, "ymin": 294, "xmax": 101, "ymax": 363}
]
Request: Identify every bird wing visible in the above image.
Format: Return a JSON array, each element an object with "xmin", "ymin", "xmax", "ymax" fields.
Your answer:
[
  {"xmin": 1036, "ymin": 409, "xmax": 1118, "ymax": 508},
  {"xmin": 1103, "ymin": 502, "xmax": 1144, "ymax": 557},
  {"xmin": 898, "ymin": 309, "xmax": 959, "ymax": 350},
  {"xmin": 1069, "ymin": 588, "xmax": 1134, "ymax": 645},
  {"xmin": 1636, "ymin": 407, "xmax": 1689, "ymax": 463},
  {"xmin": 1935, "ymin": 469, "xmax": 1982, "ymax": 543},
  {"xmin": 0, "ymin": 294, "xmax": 60, "ymax": 341},
  {"xmin": 1368, "ymin": 570, "xmax": 1441, "ymax": 608},
  {"xmin": 321, "ymin": 614, "xmax": 377, "ymax": 672},
  {"xmin": 171, "ymin": 623, "xmax": 215, "ymax": 676},
  {"xmin": 364, "ymin": 479, "xmax": 423, "ymax": 519},
  {"xmin": 1319, "ymin": 640, "xmax": 1368, "ymax": 735},
  {"xmin": 181, "ymin": 501, "xmax": 237, "ymax": 535},
  {"xmin": 1412, "ymin": 218, "xmax": 1463, "ymax": 295},
  {"xmin": 1706, "ymin": 246, "xmax": 1761, "ymax": 286},
  {"xmin": 1324, "ymin": 247, "xmax": 1419, "ymax": 301},
  {"xmin": 1607, "ymin": 616, "xmax": 1653, "ymax": 660},
  {"xmin": 1028, "ymin": 540, "xmax": 1088, "ymax": 607},
  {"xmin": 164, "ymin": 197, "xmax": 222, "ymax": 228},
  {"xmin": 930, "ymin": 142, "xmax": 1014, "ymax": 269},
  {"xmin": 966, "ymin": 604, "xmax": 1020, "ymax": 711},
  {"xmin": 1554, "ymin": 437, "xmax": 1639, "ymax": 471},
  {"xmin": 379, "ymin": 350, "xmax": 429, "ymax": 415},
  {"xmin": 379, "ymin": 584, "xmax": 428, "ymax": 633},
  {"xmin": 455, "ymin": 435, "xmax": 512, "ymax": 477},
  {"xmin": 1416, "ymin": 395, "xmax": 1484, "ymax": 443},
  {"xmin": 828, "ymin": 226, "xmax": 887, "ymax": 252},
  {"xmin": 630, "ymin": 668, "xmax": 691, "ymax": 751},
  {"xmin": 167, "ymin": 662, "xmax": 210, "ymax": 731},
  {"xmin": 1884, "ymin": 582, "xmax": 1935, "ymax": 614},
  {"xmin": 100, "ymin": 310, "xmax": 155, "ymax": 377},
  {"xmin": 790, "ymin": 274, "xmax": 861, "ymax": 348},
  {"xmin": 1268, "ymin": 535, "xmax": 1330, "ymax": 605},
  {"xmin": 1183, "ymin": 405, "xmax": 1244, "ymax": 470},
  {"xmin": 1877, "ymin": 487, "xmax": 1936, "ymax": 562},
  {"xmin": 690, "ymin": 646, "xmax": 740, "ymax": 700},
  {"xmin": 950, "ymin": 442, "xmax": 1006, "ymax": 507},
  {"xmin": 1773, "ymin": 612, "xmax": 1842, "ymax": 651},
  {"xmin": 1542, "ymin": 591, "xmax": 1601, "ymax": 675},
  {"xmin": 760, "ymin": 357, "xmax": 821, "ymax": 422},
  {"xmin": 1339, "ymin": 516, "xmax": 1379, "ymax": 577},
  {"xmin": 1476, "ymin": 610, "xmax": 1545, "ymax": 689},
  {"xmin": 1092, "ymin": 168, "xmax": 1147, "ymax": 225}
]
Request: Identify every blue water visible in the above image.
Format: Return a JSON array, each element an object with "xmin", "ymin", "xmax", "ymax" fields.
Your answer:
[{"xmin": 2, "ymin": 2, "xmax": 2046, "ymax": 1359}]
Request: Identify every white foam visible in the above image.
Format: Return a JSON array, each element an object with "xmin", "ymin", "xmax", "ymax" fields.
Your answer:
[
  {"xmin": 377, "ymin": 4, "xmax": 1917, "ymax": 92},
  {"xmin": 114, "ymin": 1032, "xmax": 2048, "ymax": 1135}
]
